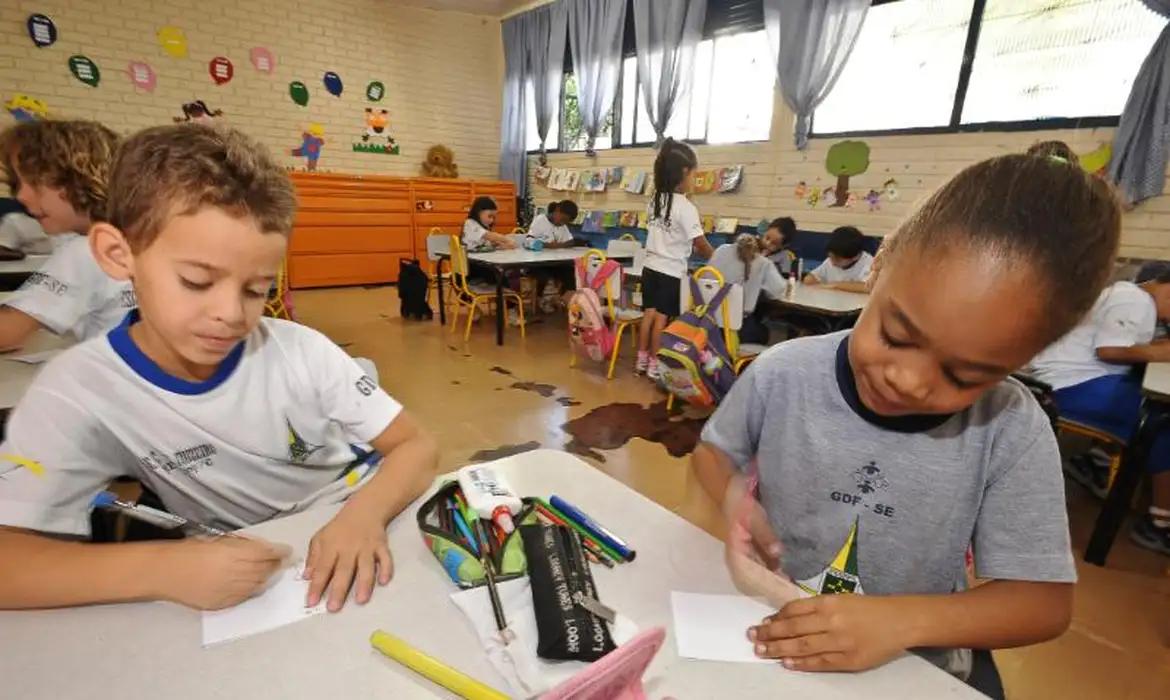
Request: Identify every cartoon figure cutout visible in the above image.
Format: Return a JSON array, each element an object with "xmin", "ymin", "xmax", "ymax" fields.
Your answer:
[
  {"xmin": 292, "ymin": 124, "xmax": 325, "ymax": 171},
  {"xmin": 353, "ymin": 108, "xmax": 399, "ymax": 155}
]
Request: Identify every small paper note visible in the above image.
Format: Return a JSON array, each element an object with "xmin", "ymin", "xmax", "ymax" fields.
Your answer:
[
  {"xmin": 670, "ymin": 591, "xmax": 775, "ymax": 664},
  {"xmin": 201, "ymin": 565, "xmax": 325, "ymax": 647}
]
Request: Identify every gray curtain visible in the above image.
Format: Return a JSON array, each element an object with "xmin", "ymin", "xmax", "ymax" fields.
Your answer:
[
  {"xmin": 526, "ymin": 2, "xmax": 569, "ymax": 164},
  {"xmin": 763, "ymin": 0, "xmax": 869, "ymax": 150},
  {"xmin": 499, "ymin": 15, "xmax": 529, "ymax": 194},
  {"xmin": 568, "ymin": 0, "xmax": 627, "ymax": 156},
  {"xmin": 632, "ymin": 0, "xmax": 707, "ymax": 146},
  {"xmin": 1108, "ymin": 1, "xmax": 1170, "ymax": 206}
]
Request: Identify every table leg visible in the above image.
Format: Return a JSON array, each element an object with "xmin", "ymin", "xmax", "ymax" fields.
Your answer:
[
  {"xmin": 1084, "ymin": 403, "xmax": 1167, "ymax": 565},
  {"xmin": 436, "ymin": 259, "xmax": 446, "ymax": 326},
  {"xmin": 495, "ymin": 267, "xmax": 505, "ymax": 346}
]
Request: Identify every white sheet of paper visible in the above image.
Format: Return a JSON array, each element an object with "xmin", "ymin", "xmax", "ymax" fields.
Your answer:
[
  {"xmin": 5, "ymin": 349, "xmax": 61, "ymax": 365},
  {"xmin": 670, "ymin": 591, "xmax": 776, "ymax": 664},
  {"xmin": 201, "ymin": 565, "xmax": 325, "ymax": 647}
]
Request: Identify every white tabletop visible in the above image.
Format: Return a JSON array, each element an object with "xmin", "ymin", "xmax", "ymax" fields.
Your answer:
[
  {"xmin": 468, "ymin": 248, "xmax": 593, "ymax": 267},
  {"xmin": 0, "ymin": 254, "xmax": 47, "ymax": 274},
  {"xmin": 0, "ymin": 450, "xmax": 979, "ymax": 699},
  {"xmin": 773, "ymin": 284, "xmax": 868, "ymax": 315},
  {"xmin": 0, "ymin": 329, "xmax": 73, "ymax": 409},
  {"xmin": 1142, "ymin": 362, "xmax": 1170, "ymax": 401}
]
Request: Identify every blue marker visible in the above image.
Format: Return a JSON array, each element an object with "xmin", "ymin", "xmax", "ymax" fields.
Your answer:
[
  {"xmin": 550, "ymin": 495, "xmax": 635, "ymax": 562},
  {"xmin": 449, "ymin": 502, "xmax": 479, "ymax": 556},
  {"xmin": 90, "ymin": 491, "xmax": 228, "ymax": 537}
]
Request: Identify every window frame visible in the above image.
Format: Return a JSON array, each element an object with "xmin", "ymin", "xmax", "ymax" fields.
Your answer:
[{"xmin": 809, "ymin": 0, "xmax": 1129, "ymax": 139}]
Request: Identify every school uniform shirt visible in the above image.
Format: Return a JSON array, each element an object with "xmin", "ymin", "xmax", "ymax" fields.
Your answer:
[
  {"xmin": 0, "ymin": 212, "xmax": 54, "ymax": 255},
  {"xmin": 2, "ymin": 234, "xmax": 136, "ymax": 340},
  {"xmin": 644, "ymin": 193, "xmax": 704, "ymax": 279},
  {"xmin": 709, "ymin": 243, "xmax": 789, "ymax": 315},
  {"xmin": 701, "ymin": 331, "xmax": 1075, "ymax": 674},
  {"xmin": 1030, "ymin": 281, "xmax": 1156, "ymax": 390},
  {"xmin": 462, "ymin": 219, "xmax": 494, "ymax": 250},
  {"xmin": 527, "ymin": 214, "xmax": 573, "ymax": 245},
  {"xmin": 809, "ymin": 250, "xmax": 874, "ymax": 285},
  {"xmin": 0, "ymin": 312, "xmax": 402, "ymax": 536}
]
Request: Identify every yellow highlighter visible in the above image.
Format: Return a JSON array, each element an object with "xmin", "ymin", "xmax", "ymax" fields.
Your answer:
[{"xmin": 369, "ymin": 630, "xmax": 510, "ymax": 700}]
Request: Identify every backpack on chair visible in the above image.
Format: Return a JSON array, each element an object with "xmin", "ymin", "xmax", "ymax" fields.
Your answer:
[
  {"xmin": 398, "ymin": 258, "xmax": 434, "ymax": 321},
  {"xmin": 657, "ymin": 275, "xmax": 738, "ymax": 407},
  {"xmin": 568, "ymin": 254, "xmax": 622, "ymax": 362}
]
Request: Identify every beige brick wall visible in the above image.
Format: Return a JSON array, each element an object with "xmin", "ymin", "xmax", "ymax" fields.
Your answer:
[
  {"xmin": 530, "ymin": 95, "xmax": 1170, "ymax": 260},
  {"xmin": 1, "ymin": 0, "xmax": 504, "ymax": 178}
]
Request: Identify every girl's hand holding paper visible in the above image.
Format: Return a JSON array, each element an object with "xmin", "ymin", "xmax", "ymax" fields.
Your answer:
[{"xmin": 722, "ymin": 470, "xmax": 804, "ymax": 611}]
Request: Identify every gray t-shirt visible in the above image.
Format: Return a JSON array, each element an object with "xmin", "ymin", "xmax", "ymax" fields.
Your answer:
[{"xmin": 701, "ymin": 331, "xmax": 1076, "ymax": 669}]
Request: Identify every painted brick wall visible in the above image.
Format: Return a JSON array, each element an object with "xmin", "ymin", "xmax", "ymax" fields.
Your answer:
[
  {"xmin": 530, "ymin": 96, "xmax": 1170, "ymax": 260},
  {"xmin": 1, "ymin": 0, "xmax": 504, "ymax": 178}
]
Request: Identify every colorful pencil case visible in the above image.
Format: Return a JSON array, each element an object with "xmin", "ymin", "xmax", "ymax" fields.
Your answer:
[{"xmin": 416, "ymin": 480, "xmax": 536, "ymax": 589}]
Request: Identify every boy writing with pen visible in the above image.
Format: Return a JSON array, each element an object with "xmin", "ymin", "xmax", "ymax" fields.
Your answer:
[{"xmin": 0, "ymin": 124, "xmax": 438, "ymax": 613}]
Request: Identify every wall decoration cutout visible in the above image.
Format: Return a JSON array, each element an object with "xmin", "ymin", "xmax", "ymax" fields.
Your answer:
[
  {"xmin": 68, "ymin": 55, "xmax": 101, "ymax": 87},
  {"xmin": 805, "ymin": 187, "xmax": 821, "ymax": 208},
  {"xmin": 291, "ymin": 123, "xmax": 325, "ymax": 171},
  {"xmin": 421, "ymin": 144, "xmax": 458, "ymax": 178},
  {"xmin": 533, "ymin": 165, "xmax": 551, "ymax": 185},
  {"xmin": 323, "ymin": 72, "xmax": 343, "ymax": 97},
  {"xmin": 415, "ymin": 199, "xmax": 434, "ymax": 211},
  {"xmin": 250, "ymin": 47, "xmax": 275, "ymax": 74},
  {"xmin": 825, "ymin": 140, "xmax": 870, "ymax": 208},
  {"xmin": 865, "ymin": 189, "xmax": 881, "ymax": 211},
  {"xmin": 174, "ymin": 100, "xmax": 223, "ymax": 123},
  {"xmin": 366, "ymin": 81, "xmax": 385, "ymax": 102},
  {"xmin": 27, "ymin": 14, "xmax": 57, "ymax": 48},
  {"xmin": 5, "ymin": 94, "xmax": 48, "ymax": 122},
  {"xmin": 209, "ymin": 57, "xmax": 233, "ymax": 85},
  {"xmin": 127, "ymin": 61, "xmax": 157, "ymax": 92},
  {"xmin": 353, "ymin": 108, "xmax": 398, "ymax": 154},
  {"xmin": 717, "ymin": 165, "xmax": 743, "ymax": 193},
  {"xmin": 1080, "ymin": 143, "xmax": 1112, "ymax": 177},
  {"xmin": 157, "ymin": 26, "xmax": 188, "ymax": 58},
  {"xmin": 820, "ymin": 186, "xmax": 837, "ymax": 208},
  {"xmin": 690, "ymin": 170, "xmax": 717, "ymax": 194},
  {"xmin": 882, "ymin": 178, "xmax": 899, "ymax": 201},
  {"xmin": 289, "ymin": 81, "xmax": 309, "ymax": 107},
  {"xmin": 793, "ymin": 181, "xmax": 808, "ymax": 199}
]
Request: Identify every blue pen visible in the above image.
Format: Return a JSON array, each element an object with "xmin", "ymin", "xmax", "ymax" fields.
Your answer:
[
  {"xmin": 549, "ymin": 495, "xmax": 635, "ymax": 562},
  {"xmin": 449, "ymin": 502, "xmax": 480, "ymax": 556},
  {"xmin": 90, "ymin": 491, "xmax": 228, "ymax": 537}
]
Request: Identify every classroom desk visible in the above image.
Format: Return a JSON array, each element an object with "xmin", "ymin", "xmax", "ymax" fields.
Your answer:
[
  {"xmin": 1084, "ymin": 362, "xmax": 1170, "ymax": 565},
  {"xmin": 0, "ymin": 450, "xmax": 980, "ymax": 699},
  {"xmin": 0, "ymin": 328, "xmax": 72, "ymax": 409},
  {"xmin": 0, "ymin": 254, "xmax": 47, "ymax": 290},
  {"xmin": 766, "ymin": 284, "xmax": 868, "ymax": 332},
  {"xmin": 438, "ymin": 248, "xmax": 632, "ymax": 346}
]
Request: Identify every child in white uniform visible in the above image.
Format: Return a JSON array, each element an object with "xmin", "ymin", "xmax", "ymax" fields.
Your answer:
[
  {"xmin": 0, "ymin": 121, "xmax": 135, "ymax": 350},
  {"xmin": 709, "ymin": 234, "xmax": 789, "ymax": 345},
  {"xmin": 461, "ymin": 196, "xmax": 516, "ymax": 251},
  {"xmin": 804, "ymin": 225, "xmax": 874, "ymax": 292},
  {"xmin": 0, "ymin": 125, "xmax": 438, "ymax": 613}
]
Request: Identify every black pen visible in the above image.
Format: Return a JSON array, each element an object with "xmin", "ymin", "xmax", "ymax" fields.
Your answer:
[{"xmin": 473, "ymin": 518, "xmax": 508, "ymax": 634}]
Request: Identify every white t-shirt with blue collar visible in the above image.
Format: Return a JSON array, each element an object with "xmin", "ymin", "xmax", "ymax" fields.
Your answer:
[{"xmin": 0, "ymin": 312, "xmax": 402, "ymax": 536}]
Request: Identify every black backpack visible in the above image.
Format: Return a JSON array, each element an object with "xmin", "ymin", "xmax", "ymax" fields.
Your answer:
[{"xmin": 398, "ymin": 258, "xmax": 433, "ymax": 321}]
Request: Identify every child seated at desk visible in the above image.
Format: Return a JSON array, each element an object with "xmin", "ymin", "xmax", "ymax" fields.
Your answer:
[
  {"xmin": 528, "ymin": 199, "xmax": 577, "ymax": 249},
  {"xmin": 1029, "ymin": 263, "xmax": 1170, "ymax": 555},
  {"xmin": 804, "ymin": 225, "xmax": 873, "ymax": 293},
  {"xmin": 462, "ymin": 196, "xmax": 516, "ymax": 251},
  {"xmin": 0, "ymin": 124, "xmax": 437, "ymax": 613},
  {"xmin": 694, "ymin": 153, "xmax": 1119, "ymax": 697},
  {"xmin": 762, "ymin": 216, "xmax": 798, "ymax": 277},
  {"xmin": 0, "ymin": 120, "xmax": 135, "ymax": 350},
  {"xmin": 710, "ymin": 234, "xmax": 789, "ymax": 345}
]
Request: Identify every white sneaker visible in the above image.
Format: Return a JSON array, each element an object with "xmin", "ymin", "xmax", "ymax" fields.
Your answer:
[
  {"xmin": 635, "ymin": 352, "xmax": 649, "ymax": 374},
  {"xmin": 647, "ymin": 359, "xmax": 662, "ymax": 381}
]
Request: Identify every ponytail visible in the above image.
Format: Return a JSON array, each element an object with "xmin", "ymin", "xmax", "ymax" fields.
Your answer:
[
  {"xmin": 652, "ymin": 137, "xmax": 698, "ymax": 224},
  {"xmin": 735, "ymin": 234, "xmax": 760, "ymax": 281}
]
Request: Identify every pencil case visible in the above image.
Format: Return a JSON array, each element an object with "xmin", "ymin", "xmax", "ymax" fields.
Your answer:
[
  {"xmin": 521, "ymin": 522, "xmax": 617, "ymax": 662},
  {"xmin": 416, "ymin": 480, "xmax": 536, "ymax": 589}
]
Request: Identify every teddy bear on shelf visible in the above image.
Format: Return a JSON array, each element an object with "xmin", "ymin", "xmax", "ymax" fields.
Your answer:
[{"xmin": 420, "ymin": 144, "xmax": 459, "ymax": 178}]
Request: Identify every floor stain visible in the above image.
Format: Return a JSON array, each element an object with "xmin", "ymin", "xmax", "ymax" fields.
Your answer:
[
  {"xmin": 447, "ymin": 345, "xmax": 459, "ymax": 352},
  {"xmin": 556, "ymin": 397, "xmax": 582, "ymax": 407},
  {"xmin": 450, "ymin": 380, "xmax": 461, "ymax": 385},
  {"xmin": 489, "ymin": 366, "xmax": 513, "ymax": 376},
  {"xmin": 470, "ymin": 441, "xmax": 542, "ymax": 462},
  {"xmin": 561, "ymin": 401, "xmax": 705, "ymax": 463},
  {"xmin": 510, "ymin": 381, "xmax": 558, "ymax": 398}
]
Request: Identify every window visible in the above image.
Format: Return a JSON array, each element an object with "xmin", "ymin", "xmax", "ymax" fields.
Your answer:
[
  {"xmin": 524, "ymin": 84, "xmax": 560, "ymax": 152},
  {"xmin": 560, "ymin": 73, "xmax": 614, "ymax": 151},
  {"xmin": 813, "ymin": 0, "xmax": 1166, "ymax": 136}
]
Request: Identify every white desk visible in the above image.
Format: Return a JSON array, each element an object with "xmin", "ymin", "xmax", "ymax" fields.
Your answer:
[
  {"xmin": 773, "ymin": 285, "xmax": 868, "ymax": 316},
  {"xmin": 1141, "ymin": 361, "xmax": 1170, "ymax": 400},
  {"xmin": 0, "ymin": 254, "xmax": 47, "ymax": 274},
  {"xmin": 0, "ymin": 329, "xmax": 73, "ymax": 409},
  {"xmin": 0, "ymin": 450, "xmax": 979, "ymax": 699}
]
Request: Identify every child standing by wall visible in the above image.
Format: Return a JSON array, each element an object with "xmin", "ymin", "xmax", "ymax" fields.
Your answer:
[
  {"xmin": 693, "ymin": 154, "xmax": 1120, "ymax": 697},
  {"xmin": 0, "ymin": 120, "xmax": 135, "ymax": 350},
  {"xmin": 709, "ymin": 234, "xmax": 788, "ymax": 345},
  {"xmin": 1029, "ymin": 263, "xmax": 1170, "ymax": 555},
  {"xmin": 636, "ymin": 139, "xmax": 714, "ymax": 379},
  {"xmin": 0, "ymin": 124, "xmax": 437, "ymax": 613},
  {"xmin": 462, "ymin": 196, "xmax": 516, "ymax": 251}
]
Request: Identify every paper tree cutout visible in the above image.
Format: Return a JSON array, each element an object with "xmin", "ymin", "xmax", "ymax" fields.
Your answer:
[
  {"xmin": 289, "ymin": 81, "xmax": 309, "ymax": 107},
  {"xmin": 157, "ymin": 26, "xmax": 187, "ymax": 58},
  {"xmin": 127, "ymin": 61, "xmax": 157, "ymax": 92},
  {"xmin": 249, "ymin": 47, "xmax": 275, "ymax": 74},
  {"xmin": 825, "ymin": 140, "xmax": 870, "ymax": 209},
  {"xmin": 27, "ymin": 14, "xmax": 57, "ymax": 48},
  {"xmin": 209, "ymin": 57, "xmax": 233, "ymax": 85},
  {"xmin": 323, "ymin": 72, "xmax": 343, "ymax": 97},
  {"xmin": 69, "ymin": 55, "xmax": 101, "ymax": 87}
]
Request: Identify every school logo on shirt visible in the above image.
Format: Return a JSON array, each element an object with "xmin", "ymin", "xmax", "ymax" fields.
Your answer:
[
  {"xmin": 287, "ymin": 419, "xmax": 323, "ymax": 463},
  {"xmin": 19, "ymin": 272, "xmax": 68, "ymax": 296},
  {"xmin": 797, "ymin": 516, "xmax": 864, "ymax": 595},
  {"xmin": 137, "ymin": 443, "xmax": 217, "ymax": 476},
  {"xmin": 830, "ymin": 460, "xmax": 895, "ymax": 518}
]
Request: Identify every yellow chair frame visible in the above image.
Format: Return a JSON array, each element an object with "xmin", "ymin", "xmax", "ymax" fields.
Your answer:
[
  {"xmin": 665, "ymin": 266, "xmax": 742, "ymax": 412},
  {"xmin": 264, "ymin": 259, "xmax": 294, "ymax": 320},
  {"xmin": 424, "ymin": 227, "xmax": 452, "ymax": 311},
  {"xmin": 447, "ymin": 234, "xmax": 526, "ymax": 342},
  {"xmin": 1058, "ymin": 418, "xmax": 1124, "ymax": 490},
  {"xmin": 568, "ymin": 249, "xmax": 642, "ymax": 379}
]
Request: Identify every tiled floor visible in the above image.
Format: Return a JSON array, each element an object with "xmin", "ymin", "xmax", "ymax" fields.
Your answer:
[{"xmin": 296, "ymin": 285, "xmax": 1170, "ymax": 699}]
